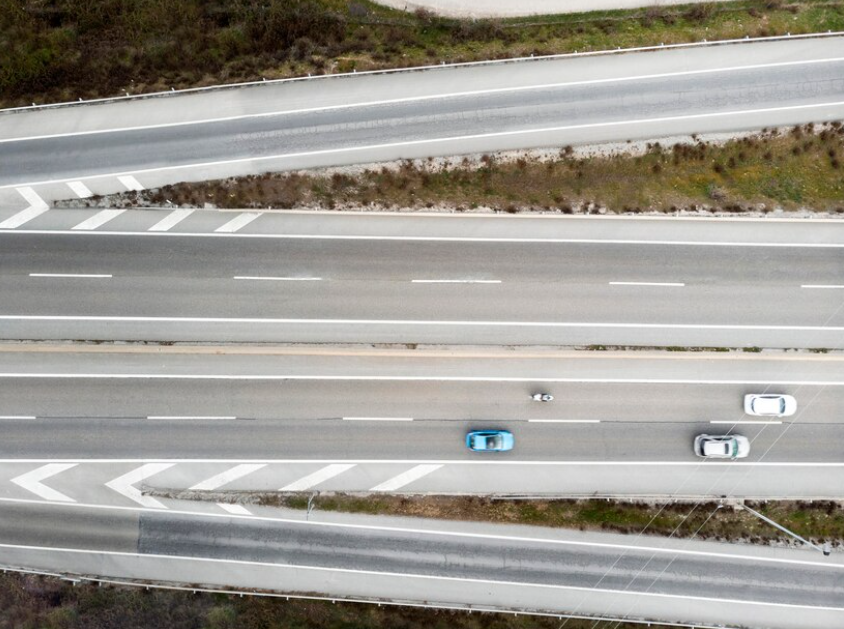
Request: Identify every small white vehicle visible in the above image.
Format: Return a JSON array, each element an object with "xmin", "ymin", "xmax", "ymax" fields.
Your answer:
[
  {"xmin": 694, "ymin": 434, "xmax": 751, "ymax": 459},
  {"xmin": 744, "ymin": 394, "xmax": 797, "ymax": 417},
  {"xmin": 531, "ymin": 393, "xmax": 554, "ymax": 402}
]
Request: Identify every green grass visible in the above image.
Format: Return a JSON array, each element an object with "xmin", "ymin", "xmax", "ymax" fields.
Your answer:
[
  {"xmin": 0, "ymin": 571, "xmax": 676, "ymax": 629},
  {"xmin": 125, "ymin": 124, "xmax": 844, "ymax": 213},
  {"xmin": 2, "ymin": 0, "xmax": 844, "ymax": 108}
]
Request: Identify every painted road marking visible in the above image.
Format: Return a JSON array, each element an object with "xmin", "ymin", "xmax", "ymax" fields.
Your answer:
[
  {"xmin": 215, "ymin": 213, "xmax": 260, "ymax": 233},
  {"xmin": 72, "ymin": 209, "xmax": 126, "ymax": 231},
  {"xmin": 343, "ymin": 417, "xmax": 414, "ymax": 422},
  {"xmin": 609, "ymin": 281, "xmax": 685, "ymax": 287},
  {"xmin": 189, "ymin": 464, "xmax": 267, "ymax": 491},
  {"xmin": 148, "ymin": 208, "xmax": 194, "ymax": 232},
  {"xmin": 117, "ymin": 175, "xmax": 144, "ymax": 191},
  {"xmin": 233, "ymin": 276, "xmax": 322, "ymax": 281},
  {"xmin": 67, "ymin": 181, "xmax": 93, "ymax": 198},
  {"xmin": 528, "ymin": 419, "xmax": 601, "ymax": 423},
  {"xmin": 370, "ymin": 464, "xmax": 443, "ymax": 491},
  {"xmin": 411, "ymin": 279, "xmax": 502, "ymax": 284},
  {"xmin": 217, "ymin": 503, "xmax": 252, "ymax": 515},
  {"xmin": 4, "ymin": 56, "xmax": 844, "ymax": 144},
  {"xmin": 104, "ymin": 463, "xmax": 175, "ymax": 509},
  {"xmin": 147, "ymin": 416, "xmax": 237, "ymax": 420},
  {"xmin": 29, "ymin": 273, "xmax": 111, "ymax": 279},
  {"xmin": 0, "ymin": 188, "xmax": 49, "ymax": 229},
  {"xmin": 801, "ymin": 284, "xmax": 844, "ymax": 289},
  {"xmin": 0, "ymin": 415, "xmax": 35, "ymax": 420},
  {"xmin": 11, "ymin": 463, "xmax": 77, "ymax": 502},
  {"xmin": 710, "ymin": 420, "xmax": 784, "ymax": 425},
  {"xmin": 280, "ymin": 464, "xmax": 356, "ymax": 491},
  {"xmin": 5, "ymin": 100, "xmax": 844, "ymax": 192}
]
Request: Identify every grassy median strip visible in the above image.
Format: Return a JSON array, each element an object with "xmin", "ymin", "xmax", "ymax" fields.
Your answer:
[
  {"xmin": 107, "ymin": 124, "xmax": 844, "ymax": 213},
  {"xmin": 0, "ymin": 572, "xmax": 675, "ymax": 629},
  {"xmin": 3, "ymin": 0, "xmax": 844, "ymax": 108}
]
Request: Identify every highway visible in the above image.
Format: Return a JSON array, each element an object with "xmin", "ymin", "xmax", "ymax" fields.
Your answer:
[
  {"xmin": 1, "ymin": 36, "xmax": 843, "ymax": 203},
  {"xmin": 1, "ymin": 213, "xmax": 843, "ymax": 348},
  {"xmin": 2, "ymin": 502, "xmax": 844, "ymax": 629}
]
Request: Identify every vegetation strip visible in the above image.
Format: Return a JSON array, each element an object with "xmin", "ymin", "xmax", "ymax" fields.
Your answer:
[
  {"xmin": 97, "ymin": 124, "xmax": 844, "ymax": 214},
  {"xmin": 4, "ymin": 0, "xmax": 844, "ymax": 109}
]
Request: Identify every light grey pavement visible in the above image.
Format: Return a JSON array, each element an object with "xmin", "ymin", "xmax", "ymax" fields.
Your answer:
[
  {"xmin": 1, "ymin": 36, "xmax": 842, "ymax": 204},
  {"xmin": 1, "ymin": 346, "xmax": 844, "ymax": 501},
  {"xmin": 2, "ymin": 502, "xmax": 844, "ymax": 629},
  {"xmin": 371, "ymin": 0, "xmax": 737, "ymax": 18},
  {"xmin": 1, "ymin": 216, "xmax": 843, "ymax": 348}
]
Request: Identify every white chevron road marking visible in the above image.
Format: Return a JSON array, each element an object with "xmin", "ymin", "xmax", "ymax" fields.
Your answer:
[
  {"xmin": 67, "ymin": 181, "xmax": 93, "ymax": 198},
  {"xmin": 280, "ymin": 464, "xmax": 355, "ymax": 491},
  {"xmin": 117, "ymin": 175, "xmax": 144, "ymax": 191},
  {"xmin": 0, "ymin": 188, "xmax": 49, "ymax": 229},
  {"xmin": 189, "ymin": 464, "xmax": 266, "ymax": 491},
  {"xmin": 11, "ymin": 463, "xmax": 77, "ymax": 502},
  {"xmin": 72, "ymin": 209, "xmax": 126, "ymax": 230},
  {"xmin": 215, "ymin": 212, "xmax": 260, "ymax": 233},
  {"xmin": 105, "ymin": 463, "xmax": 175, "ymax": 508},
  {"xmin": 217, "ymin": 503, "xmax": 252, "ymax": 515},
  {"xmin": 148, "ymin": 208, "xmax": 194, "ymax": 232},
  {"xmin": 370, "ymin": 464, "xmax": 443, "ymax": 492}
]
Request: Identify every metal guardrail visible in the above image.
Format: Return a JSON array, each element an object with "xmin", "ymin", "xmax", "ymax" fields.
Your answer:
[{"xmin": 1, "ymin": 30, "xmax": 842, "ymax": 114}]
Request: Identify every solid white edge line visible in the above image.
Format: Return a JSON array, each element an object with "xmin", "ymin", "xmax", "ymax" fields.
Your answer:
[
  {"xmin": 4, "ymin": 55, "xmax": 844, "ymax": 144},
  {"xmin": 0, "ymin": 416, "xmax": 36, "ymax": 420},
  {"xmin": 528, "ymin": 419, "xmax": 601, "ymax": 423},
  {"xmin": 147, "ymin": 416, "xmax": 237, "ymax": 420},
  {"xmin": 609, "ymin": 282, "xmax": 685, "ymax": 287},
  {"xmin": 5, "ymin": 229, "xmax": 844, "ymax": 248},
  {"xmin": 801, "ymin": 284, "xmax": 844, "ymax": 289},
  {"xmin": 28, "ymin": 273, "xmax": 112, "ymax": 278},
  {"xmin": 0, "ymin": 497, "xmax": 841, "ymax": 573},
  {"xmin": 343, "ymin": 417, "xmax": 414, "ymax": 421},
  {"xmin": 5, "ymin": 99, "xmax": 844, "ymax": 191},
  {"xmin": 710, "ymin": 420, "xmax": 783, "ymax": 425},
  {"xmin": 233, "ymin": 276, "xmax": 323, "ymax": 281}
]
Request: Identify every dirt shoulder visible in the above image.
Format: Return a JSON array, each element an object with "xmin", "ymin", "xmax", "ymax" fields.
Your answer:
[{"xmin": 87, "ymin": 124, "xmax": 844, "ymax": 216}]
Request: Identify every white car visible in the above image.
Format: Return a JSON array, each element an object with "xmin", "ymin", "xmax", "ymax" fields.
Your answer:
[
  {"xmin": 694, "ymin": 434, "xmax": 751, "ymax": 459},
  {"xmin": 744, "ymin": 394, "xmax": 797, "ymax": 417}
]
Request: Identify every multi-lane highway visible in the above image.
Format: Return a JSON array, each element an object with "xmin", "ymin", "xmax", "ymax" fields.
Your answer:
[
  {"xmin": 1, "ymin": 213, "xmax": 843, "ymax": 348},
  {"xmin": 1, "ymin": 35, "xmax": 842, "ymax": 204}
]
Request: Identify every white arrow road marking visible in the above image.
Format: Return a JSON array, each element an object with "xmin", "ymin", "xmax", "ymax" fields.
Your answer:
[
  {"xmin": 117, "ymin": 175, "xmax": 144, "ymax": 191},
  {"xmin": 67, "ymin": 181, "xmax": 93, "ymax": 198},
  {"xmin": 148, "ymin": 208, "xmax": 194, "ymax": 232},
  {"xmin": 72, "ymin": 209, "xmax": 126, "ymax": 230},
  {"xmin": 11, "ymin": 463, "xmax": 77, "ymax": 502},
  {"xmin": 217, "ymin": 503, "xmax": 252, "ymax": 515},
  {"xmin": 280, "ymin": 464, "xmax": 355, "ymax": 491},
  {"xmin": 105, "ymin": 463, "xmax": 175, "ymax": 508},
  {"xmin": 215, "ymin": 212, "xmax": 260, "ymax": 233},
  {"xmin": 370, "ymin": 464, "xmax": 443, "ymax": 492},
  {"xmin": 0, "ymin": 188, "xmax": 49, "ymax": 229},
  {"xmin": 189, "ymin": 464, "xmax": 266, "ymax": 491}
]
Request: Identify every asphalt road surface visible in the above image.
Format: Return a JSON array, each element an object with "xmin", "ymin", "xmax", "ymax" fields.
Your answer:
[{"xmin": 1, "ymin": 36, "xmax": 842, "ymax": 201}]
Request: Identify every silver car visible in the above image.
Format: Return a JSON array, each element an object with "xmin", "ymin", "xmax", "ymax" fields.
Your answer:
[
  {"xmin": 744, "ymin": 394, "xmax": 797, "ymax": 417},
  {"xmin": 694, "ymin": 434, "xmax": 751, "ymax": 459}
]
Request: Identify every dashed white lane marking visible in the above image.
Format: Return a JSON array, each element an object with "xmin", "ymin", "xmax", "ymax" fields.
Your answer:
[
  {"xmin": 117, "ymin": 175, "xmax": 144, "ymax": 192},
  {"xmin": 11, "ymin": 463, "xmax": 77, "ymax": 502},
  {"xmin": 528, "ymin": 419, "xmax": 601, "ymax": 423},
  {"xmin": 411, "ymin": 279, "xmax": 502, "ymax": 284},
  {"xmin": 280, "ymin": 464, "xmax": 356, "ymax": 491},
  {"xmin": 104, "ymin": 463, "xmax": 175, "ymax": 509},
  {"xmin": 67, "ymin": 181, "xmax": 93, "ymax": 198},
  {"xmin": 29, "ymin": 273, "xmax": 111, "ymax": 279},
  {"xmin": 609, "ymin": 281, "xmax": 685, "ymax": 287},
  {"xmin": 147, "ymin": 416, "xmax": 236, "ymax": 420},
  {"xmin": 343, "ymin": 417, "xmax": 414, "ymax": 422},
  {"xmin": 801, "ymin": 284, "xmax": 844, "ymax": 289},
  {"xmin": 72, "ymin": 209, "xmax": 126, "ymax": 231},
  {"xmin": 215, "ymin": 212, "xmax": 260, "ymax": 233},
  {"xmin": 370, "ymin": 464, "xmax": 443, "ymax": 492},
  {"xmin": 189, "ymin": 464, "xmax": 267, "ymax": 491},
  {"xmin": 217, "ymin": 503, "xmax": 252, "ymax": 515},
  {"xmin": 233, "ymin": 276, "xmax": 322, "ymax": 281},
  {"xmin": 148, "ymin": 208, "xmax": 194, "ymax": 232},
  {"xmin": 0, "ymin": 415, "xmax": 35, "ymax": 419},
  {"xmin": 0, "ymin": 188, "xmax": 49, "ymax": 229},
  {"xmin": 710, "ymin": 420, "xmax": 784, "ymax": 425}
]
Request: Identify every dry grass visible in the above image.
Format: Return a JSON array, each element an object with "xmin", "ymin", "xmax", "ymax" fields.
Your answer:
[{"xmin": 123, "ymin": 124, "xmax": 844, "ymax": 213}]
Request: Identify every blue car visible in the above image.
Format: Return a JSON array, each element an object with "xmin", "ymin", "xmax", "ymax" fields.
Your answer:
[{"xmin": 466, "ymin": 430, "xmax": 514, "ymax": 452}]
